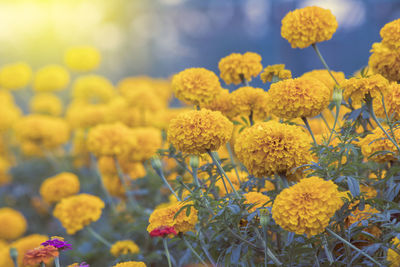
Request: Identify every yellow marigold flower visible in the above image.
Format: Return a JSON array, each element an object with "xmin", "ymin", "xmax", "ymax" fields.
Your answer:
[
  {"xmin": 281, "ymin": 6, "xmax": 338, "ymax": 49},
  {"xmin": 64, "ymin": 46, "xmax": 101, "ymax": 72},
  {"xmin": 102, "ymin": 174, "xmax": 126, "ymax": 199},
  {"xmin": 201, "ymin": 89, "xmax": 236, "ymax": 120},
  {"xmin": 380, "ymin": 18, "xmax": 400, "ymax": 50},
  {"xmin": 172, "ymin": 68, "xmax": 222, "ymax": 106},
  {"xmin": 118, "ymin": 76, "xmax": 172, "ymax": 103},
  {"xmin": 168, "ymin": 109, "xmax": 233, "ymax": 154},
  {"xmin": 0, "ymin": 101, "xmax": 21, "ymax": 133},
  {"xmin": 121, "ymin": 86, "xmax": 167, "ymax": 112},
  {"xmin": 122, "ymin": 127, "xmax": 162, "ymax": 162},
  {"xmin": 346, "ymin": 204, "xmax": 379, "ymax": 226},
  {"xmin": 147, "ymin": 201, "xmax": 198, "ymax": 234},
  {"xmin": 66, "ymin": 101, "xmax": 109, "ymax": 129},
  {"xmin": 53, "ymin": 193, "xmax": 105, "ymax": 234},
  {"xmin": 40, "ymin": 172, "xmax": 80, "ymax": 204},
  {"xmin": 33, "ymin": 65, "xmax": 70, "ymax": 92},
  {"xmin": 30, "ymin": 93, "xmax": 63, "ymax": 116},
  {"xmin": 301, "ymin": 69, "xmax": 345, "ymax": 91},
  {"xmin": 215, "ymin": 170, "xmax": 243, "ymax": 196},
  {"xmin": 259, "ymin": 180, "xmax": 276, "ymax": 192},
  {"xmin": 230, "ymin": 86, "xmax": 270, "ymax": 121},
  {"xmin": 272, "ymin": 177, "xmax": 343, "ymax": 236},
  {"xmin": 0, "ymin": 234, "xmax": 48, "ymax": 267},
  {"xmin": 14, "ymin": 115, "xmax": 70, "ymax": 151},
  {"xmin": 113, "ymin": 262, "xmax": 147, "ymax": 267},
  {"xmin": 260, "ymin": 64, "xmax": 292, "ymax": 83},
  {"xmin": 99, "ymin": 156, "xmax": 146, "ymax": 180},
  {"xmin": 110, "ymin": 240, "xmax": 140, "ymax": 257},
  {"xmin": 0, "ymin": 208, "xmax": 27, "ymax": 240},
  {"xmin": 87, "ymin": 123, "xmax": 136, "ymax": 157},
  {"xmin": 369, "ymin": 42, "xmax": 400, "ymax": 82},
  {"xmin": 72, "ymin": 75, "xmax": 115, "ymax": 104},
  {"xmin": 374, "ymin": 83, "xmax": 400, "ymax": 120},
  {"xmin": 387, "ymin": 237, "xmax": 400, "ymax": 267},
  {"xmin": 0, "ymin": 62, "xmax": 32, "ymax": 90},
  {"xmin": 0, "ymin": 240, "xmax": 6, "ymax": 251},
  {"xmin": 243, "ymin": 192, "xmax": 271, "ymax": 213},
  {"xmin": 342, "ymin": 74, "xmax": 389, "ymax": 105},
  {"xmin": 218, "ymin": 52, "xmax": 262, "ymax": 85},
  {"xmin": 267, "ymin": 77, "xmax": 331, "ymax": 119},
  {"xmin": 234, "ymin": 121, "xmax": 312, "ymax": 179},
  {"xmin": 0, "ymin": 157, "xmax": 11, "ymax": 186},
  {"xmin": 360, "ymin": 184, "xmax": 377, "ymax": 199},
  {"xmin": 359, "ymin": 126, "xmax": 400, "ymax": 163}
]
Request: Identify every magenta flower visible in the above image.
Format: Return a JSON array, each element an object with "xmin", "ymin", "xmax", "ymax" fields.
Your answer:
[{"xmin": 41, "ymin": 237, "xmax": 72, "ymax": 251}]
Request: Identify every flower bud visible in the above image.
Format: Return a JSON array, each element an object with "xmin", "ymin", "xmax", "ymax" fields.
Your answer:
[
  {"xmin": 259, "ymin": 208, "xmax": 270, "ymax": 227},
  {"xmin": 189, "ymin": 155, "xmax": 199, "ymax": 170},
  {"xmin": 332, "ymin": 86, "xmax": 343, "ymax": 107},
  {"xmin": 151, "ymin": 156, "xmax": 163, "ymax": 174},
  {"xmin": 9, "ymin": 247, "xmax": 18, "ymax": 264}
]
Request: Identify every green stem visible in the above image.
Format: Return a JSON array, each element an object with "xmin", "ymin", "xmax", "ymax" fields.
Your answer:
[
  {"xmin": 326, "ymin": 228, "xmax": 382, "ymax": 266},
  {"xmin": 302, "ymin": 117, "xmax": 317, "ymax": 145},
  {"xmin": 207, "ymin": 150, "xmax": 241, "ymax": 199},
  {"xmin": 154, "ymin": 165, "xmax": 181, "ymax": 201},
  {"xmin": 312, "ymin": 43, "xmax": 339, "ymax": 86},
  {"xmin": 249, "ymin": 110, "xmax": 254, "ymax": 126},
  {"xmin": 380, "ymin": 92, "xmax": 398, "ymax": 145},
  {"xmin": 87, "ymin": 226, "xmax": 112, "ymax": 248},
  {"xmin": 9, "ymin": 247, "xmax": 18, "ymax": 267},
  {"xmin": 182, "ymin": 235, "xmax": 207, "ymax": 265},
  {"xmin": 41, "ymin": 262, "xmax": 45, "ymax": 267},
  {"xmin": 263, "ymin": 224, "xmax": 268, "ymax": 267},
  {"xmin": 320, "ymin": 113, "xmax": 332, "ymax": 133},
  {"xmin": 322, "ymin": 235, "xmax": 334, "ymax": 264},
  {"xmin": 253, "ymin": 227, "xmax": 282, "ymax": 266},
  {"xmin": 54, "ymin": 257, "xmax": 60, "ymax": 267},
  {"xmin": 163, "ymin": 238, "xmax": 172, "ymax": 267},
  {"xmin": 199, "ymin": 230, "xmax": 217, "ymax": 267},
  {"xmin": 226, "ymin": 142, "xmax": 241, "ymax": 185},
  {"xmin": 278, "ymin": 173, "xmax": 290, "ymax": 189},
  {"xmin": 327, "ymin": 103, "xmax": 340, "ymax": 145},
  {"xmin": 192, "ymin": 167, "xmax": 200, "ymax": 188}
]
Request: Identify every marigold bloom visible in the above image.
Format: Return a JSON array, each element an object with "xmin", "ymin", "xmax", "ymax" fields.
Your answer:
[
  {"xmin": 14, "ymin": 115, "xmax": 70, "ymax": 152},
  {"xmin": 118, "ymin": 76, "xmax": 173, "ymax": 102},
  {"xmin": 358, "ymin": 126, "xmax": 400, "ymax": 163},
  {"xmin": 0, "ymin": 102, "xmax": 21, "ymax": 133},
  {"xmin": 53, "ymin": 194, "xmax": 105, "ymax": 234},
  {"xmin": 301, "ymin": 69, "xmax": 345, "ymax": 91},
  {"xmin": 87, "ymin": 123, "xmax": 136, "ymax": 157},
  {"xmin": 66, "ymin": 101, "xmax": 109, "ymax": 129},
  {"xmin": 98, "ymin": 157, "xmax": 146, "ymax": 181},
  {"xmin": 23, "ymin": 245, "xmax": 59, "ymax": 266},
  {"xmin": 72, "ymin": 75, "xmax": 115, "ymax": 104},
  {"xmin": 230, "ymin": 86, "xmax": 270, "ymax": 121},
  {"xmin": 374, "ymin": 83, "xmax": 400, "ymax": 120},
  {"xmin": 267, "ymin": 77, "xmax": 330, "ymax": 119},
  {"xmin": 243, "ymin": 192, "xmax": 271, "ymax": 213},
  {"xmin": 0, "ymin": 62, "xmax": 32, "ymax": 90},
  {"xmin": 122, "ymin": 127, "xmax": 162, "ymax": 162},
  {"xmin": 0, "ymin": 208, "xmax": 27, "ymax": 240},
  {"xmin": 380, "ymin": 18, "xmax": 400, "ymax": 50},
  {"xmin": 64, "ymin": 46, "xmax": 101, "ymax": 72},
  {"xmin": 369, "ymin": 42, "xmax": 400, "ymax": 82},
  {"xmin": 172, "ymin": 68, "xmax": 222, "ymax": 106},
  {"xmin": 30, "ymin": 93, "xmax": 63, "ymax": 116},
  {"xmin": 387, "ymin": 237, "xmax": 400, "ymax": 267},
  {"xmin": 110, "ymin": 240, "xmax": 140, "ymax": 257},
  {"xmin": 260, "ymin": 64, "xmax": 292, "ymax": 83},
  {"xmin": 346, "ymin": 204, "xmax": 379, "ymax": 226},
  {"xmin": 234, "ymin": 121, "xmax": 312, "ymax": 179},
  {"xmin": 281, "ymin": 6, "xmax": 338, "ymax": 49},
  {"xmin": 272, "ymin": 177, "xmax": 343, "ymax": 236},
  {"xmin": 168, "ymin": 109, "xmax": 233, "ymax": 154},
  {"xmin": 218, "ymin": 52, "xmax": 262, "ymax": 85},
  {"xmin": 113, "ymin": 262, "xmax": 147, "ymax": 267},
  {"xmin": 200, "ymin": 89, "xmax": 236, "ymax": 119},
  {"xmin": 342, "ymin": 74, "xmax": 389, "ymax": 105},
  {"xmin": 33, "ymin": 65, "xmax": 70, "ymax": 92},
  {"xmin": 0, "ymin": 234, "xmax": 48, "ymax": 267},
  {"xmin": 40, "ymin": 172, "xmax": 80, "ymax": 204},
  {"xmin": 149, "ymin": 226, "xmax": 177, "ymax": 237},
  {"xmin": 147, "ymin": 201, "xmax": 198, "ymax": 234}
]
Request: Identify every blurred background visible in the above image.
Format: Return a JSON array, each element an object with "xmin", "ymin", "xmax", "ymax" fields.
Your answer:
[{"xmin": 0, "ymin": 0, "xmax": 399, "ymax": 88}]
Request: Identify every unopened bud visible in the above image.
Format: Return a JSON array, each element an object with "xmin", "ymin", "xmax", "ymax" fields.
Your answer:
[
  {"xmin": 9, "ymin": 247, "xmax": 18, "ymax": 264},
  {"xmin": 151, "ymin": 156, "xmax": 163, "ymax": 173},
  {"xmin": 332, "ymin": 86, "xmax": 342, "ymax": 107},
  {"xmin": 189, "ymin": 155, "xmax": 199, "ymax": 170},
  {"xmin": 260, "ymin": 208, "xmax": 270, "ymax": 227}
]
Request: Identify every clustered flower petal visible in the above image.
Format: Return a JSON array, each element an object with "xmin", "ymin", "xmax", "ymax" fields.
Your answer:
[
  {"xmin": 23, "ymin": 245, "xmax": 59, "ymax": 266},
  {"xmin": 234, "ymin": 121, "xmax": 312, "ymax": 180},
  {"xmin": 200, "ymin": 89, "xmax": 236, "ymax": 119},
  {"xmin": 267, "ymin": 77, "xmax": 331, "ymax": 119},
  {"xmin": 30, "ymin": 93, "xmax": 63, "ymax": 116},
  {"xmin": 230, "ymin": 86, "xmax": 270, "ymax": 121},
  {"xmin": 272, "ymin": 177, "xmax": 343, "ymax": 236},
  {"xmin": 33, "ymin": 65, "xmax": 70, "ymax": 92},
  {"xmin": 40, "ymin": 172, "xmax": 80, "ymax": 204},
  {"xmin": 218, "ymin": 52, "xmax": 263, "ymax": 85},
  {"xmin": 64, "ymin": 46, "xmax": 101, "ymax": 72},
  {"xmin": 0, "ymin": 208, "xmax": 27, "ymax": 240},
  {"xmin": 168, "ymin": 109, "xmax": 233, "ymax": 154},
  {"xmin": 342, "ymin": 74, "xmax": 389, "ymax": 105},
  {"xmin": 72, "ymin": 75, "xmax": 115, "ymax": 104},
  {"xmin": 387, "ymin": 237, "xmax": 400, "ymax": 267},
  {"xmin": 281, "ymin": 6, "xmax": 338, "ymax": 49},
  {"xmin": 380, "ymin": 18, "xmax": 400, "ymax": 50},
  {"xmin": 243, "ymin": 192, "xmax": 271, "ymax": 213},
  {"xmin": 301, "ymin": 69, "xmax": 345, "ymax": 91},
  {"xmin": 260, "ymin": 64, "xmax": 292, "ymax": 83},
  {"xmin": 369, "ymin": 42, "xmax": 400, "ymax": 82},
  {"xmin": 110, "ymin": 240, "xmax": 140, "ymax": 257},
  {"xmin": 113, "ymin": 262, "xmax": 147, "ymax": 267},
  {"xmin": 0, "ymin": 62, "xmax": 32, "ymax": 90}
]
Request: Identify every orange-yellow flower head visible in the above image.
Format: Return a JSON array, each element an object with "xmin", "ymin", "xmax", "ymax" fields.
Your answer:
[
  {"xmin": 0, "ymin": 95, "xmax": 21, "ymax": 133},
  {"xmin": 66, "ymin": 101, "xmax": 109, "ymax": 129},
  {"xmin": 72, "ymin": 75, "xmax": 115, "ymax": 104},
  {"xmin": 113, "ymin": 262, "xmax": 147, "ymax": 267},
  {"xmin": 0, "ymin": 208, "xmax": 27, "ymax": 240},
  {"xmin": 267, "ymin": 77, "xmax": 331, "ymax": 119},
  {"xmin": 301, "ymin": 69, "xmax": 346, "ymax": 91},
  {"xmin": 380, "ymin": 18, "xmax": 400, "ymax": 50},
  {"xmin": 342, "ymin": 74, "xmax": 389, "ymax": 105},
  {"xmin": 260, "ymin": 64, "xmax": 292, "ymax": 83},
  {"xmin": 23, "ymin": 245, "xmax": 59, "ymax": 266},
  {"xmin": 33, "ymin": 65, "xmax": 70, "ymax": 92},
  {"xmin": 243, "ymin": 192, "xmax": 271, "ymax": 213},
  {"xmin": 234, "ymin": 121, "xmax": 312, "ymax": 179},
  {"xmin": 358, "ymin": 126, "xmax": 400, "ymax": 163},
  {"xmin": 110, "ymin": 240, "xmax": 140, "ymax": 257},
  {"xmin": 374, "ymin": 83, "xmax": 400, "ymax": 120},
  {"xmin": 53, "ymin": 193, "xmax": 105, "ymax": 234},
  {"xmin": 30, "ymin": 93, "xmax": 63, "ymax": 116},
  {"xmin": 218, "ymin": 52, "xmax": 262, "ymax": 85},
  {"xmin": 87, "ymin": 123, "xmax": 136, "ymax": 157},
  {"xmin": 200, "ymin": 89, "xmax": 236, "ymax": 120},
  {"xmin": 64, "ymin": 46, "xmax": 101, "ymax": 72},
  {"xmin": 172, "ymin": 68, "xmax": 222, "ymax": 106},
  {"xmin": 0, "ymin": 62, "xmax": 32, "ymax": 90},
  {"xmin": 40, "ymin": 172, "xmax": 80, "ymax": 204},
  {"xmin": 230, "ymin": 86, "xmax": 270, "ymax": 121},
  {"xmin": 147, "ymin": 201, "xmax": 198, "ymax": 234},
  {"xmin": 168, "ymin": 109, "xmax": 233, "ymax": 154},
  {"xmin": 272, "ymin": 177, "xmax": 343, "ymax": 236},
  {"xmin": 387, "ymin": 237, "xmax": 400, "ymax": 267},
  {"xmin": 369, "ymin": 42, "xmax": 400, "ymax": 82},
  {"xmin": 281, "ymin": 6, "xmax": 338, "ymax": 49},
  {"xmin": 122, "ymin": 127, "xmax": 162, "ymax": 162}
]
